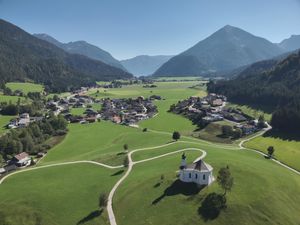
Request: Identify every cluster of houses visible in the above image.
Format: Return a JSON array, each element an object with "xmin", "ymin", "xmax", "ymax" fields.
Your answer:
[
  {"xmin": 6, "ymin": 113, "xmax": 43, "ymax": 129},
  {"xmin": 100, "ymin": 96, "xmax": 158, "ymax": 126},
  {"xmin": 171, "ymin": 93, "xmax": 262, "ymax": 136}
]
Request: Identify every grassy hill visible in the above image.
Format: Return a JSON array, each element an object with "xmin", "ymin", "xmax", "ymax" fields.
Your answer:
[
  {"xmin": 0, "ymin": 164, "xmax": 122, "ymax": 225},
  {"xmin": 245, "ymin": 131, "xmax": 300, "ymax": 171},
  {"xmin": 115, "ymin": 146, "xmax": 300, "ymax": 225}
]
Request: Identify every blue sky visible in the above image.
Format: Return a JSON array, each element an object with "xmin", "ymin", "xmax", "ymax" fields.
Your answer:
[{"xmin": 1, "ymin": 0, "xmax": 300, "ymax": 59}]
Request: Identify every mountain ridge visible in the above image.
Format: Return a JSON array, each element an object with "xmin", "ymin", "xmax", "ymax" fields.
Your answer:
[
  {"xmin": 0, "ymin": 19, "xmax": 132, "ymax": 92},
  {"xmin": 153, "ymin": 25, "xmax": 287, "ymax": 77},
  {"xmin": 34, "ymin": 33, "xmax": 127, "ymax": 71}
]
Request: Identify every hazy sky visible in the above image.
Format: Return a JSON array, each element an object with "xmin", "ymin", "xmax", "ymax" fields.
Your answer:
[{"xmin": 1, "ymin": 0, "xmax": 300, "ymax": 59}]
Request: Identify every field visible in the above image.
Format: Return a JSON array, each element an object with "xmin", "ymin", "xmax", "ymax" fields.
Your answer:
[
  {"xmin": 6, "ymin": 82, "xmax": 44, "ymax": 94},
  {"xmin": 0, "ymin": 115, "xmax": 13, "ymax": 135},
  {"xmin": 1, "ymin": 80, "xmax": 300, "ymax": 225},
  {"xmin": 245, "ymin": 131, "xmax": 300, "ymax": 171},
  {"xmin": 0, "ymin": 164, "xmax": 122, "ymax": 225},
  {"xmin": 115, "ymin": 143, "xmax": 300, "ymax": 225},
  {"xmin": 0, "ymin": 94, "xmax": 28, "ymax": 104},
  {"xmin": 153, "ymin": 76, "xmax": 205, "ymax": 81}
]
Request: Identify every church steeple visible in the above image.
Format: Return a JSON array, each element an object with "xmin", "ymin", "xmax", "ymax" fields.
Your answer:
[{"xmin": 180, "ymin": 153, "xmax": 187, "ymax": 169}]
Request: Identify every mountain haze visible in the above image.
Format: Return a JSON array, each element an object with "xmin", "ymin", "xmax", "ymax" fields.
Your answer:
[
  {"xmin": 34, "ymin": 33, "xmax": 127, "ymax": 71},
  {"xmin": 0, "ymin": 19, "xmax": 132, "ymax": 92},
  {"xmin": 279, "ymin": 35, "xmax": 300, "ymax": 52},
  {"xmin": 154, "ymin": 25, "xmax": 285, "ymax": 77},
  {"xmin": 121, "ymin": 55, "xmax": 173, "ymax": 76}
]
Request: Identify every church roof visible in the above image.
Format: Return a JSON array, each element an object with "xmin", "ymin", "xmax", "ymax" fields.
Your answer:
[{"xmin": 186, "ymin": 159, "xmax": 213, "ymax": 172}]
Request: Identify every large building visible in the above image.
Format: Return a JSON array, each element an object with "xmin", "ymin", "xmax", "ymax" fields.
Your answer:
[{"xmin": 179, "ymin": 153, "xmax": 214, "ymax": 186}]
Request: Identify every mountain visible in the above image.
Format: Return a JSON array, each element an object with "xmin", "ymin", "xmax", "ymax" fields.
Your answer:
[
  {"xmin": 153, "ymin": 25, "xmax": 285, "ymax": 77},
  {"xmin": 279, "ymin": 35, "xmax": 300, "ymax": 52},
  {"xmin": 207, "ymin": 50, "xmax": 300, "ymax": 131},
  {"xmin": 120, "ymin": 55, "xmax": 173, "ymax": 76},
  {"xmin": 34, "ymin": 33, "xmax": 127, "ymax": 71},
  {"xmin": 0, "ymin": 19, "xmax": 132, "ymax": 92}
]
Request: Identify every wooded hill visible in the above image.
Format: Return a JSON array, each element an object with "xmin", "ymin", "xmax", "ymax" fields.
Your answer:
[
  {"xmin": 208, "ymin": 50, "xmax": 300, "ymax": 131},
  {"xmin": 0, "ymin": 19, "xmax": 133, "ymax": 92}
]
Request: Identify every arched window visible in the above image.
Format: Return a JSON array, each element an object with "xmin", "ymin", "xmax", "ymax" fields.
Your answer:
[
  {"xmin": 189, "ymin": 173, "xmax": 191, "ymax": 178},
  {"xmin": 195, "ymin": 174, "xmax": 198, "ymax": 179},
  {"xmin": 203, "ymin": 174, "xmax": 206, "ymax": 180}
]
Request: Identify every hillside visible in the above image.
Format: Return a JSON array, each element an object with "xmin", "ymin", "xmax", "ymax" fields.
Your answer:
[
  {"xmin": 34, "ymin": 33, "xmax": 127, "ymax": 71},
  {"xmin": 279, "ymin": 35, "xmax": 300, "ymax": 51},
  {"xmin": 207, "ymin": 50, "xmax": 300, "ymax": 131},
  {"xmin": 0, "ymin": 19, "xmax": 132, "ymax": 92},
  {"xmin": 153, "ymin": 25, "xmax": 285, "ymax": 77},
  {"xmin": 120, "ymin": 55, "xmax": 173, "ymax": 76}
]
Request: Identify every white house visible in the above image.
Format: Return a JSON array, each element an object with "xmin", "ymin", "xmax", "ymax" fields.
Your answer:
[{"xmin": 179, "ymin": 153, "xmax": 214, "ymax": 186}]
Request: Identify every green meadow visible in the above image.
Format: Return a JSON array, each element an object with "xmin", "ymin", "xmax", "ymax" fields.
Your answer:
[
  {"xmin": 245, "ymin": 131, "xmax": 300, "ymax": 171},
  {"xmin": 6, "ymin": 82, "xmax": 44, "ymax": 94},
  {"xmin": 0, "ymin": 115, "xmax": 13, "ymax": 135},
  {"xmin": 0, "ymin": 164, "xmax": 121, "ymax": 225},
  {"xmin": 0, "ymin": 94, "xmax": 28, "ymax": 104},
  {"xmin": 115, "ymin": 145, "xmax": 300, "ymax": 225}
]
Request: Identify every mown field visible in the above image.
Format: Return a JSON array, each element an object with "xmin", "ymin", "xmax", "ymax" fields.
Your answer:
[
  {"xmin": 245, "ymin": 131, "xmax": 300, "ymax": 171},
  {"xmin": 5, "ymin": 82, "xmax": 44, "ymax": 94},
  {"xmin": 0, "ymin": 164, "xmax": 122, "ymax": 225}
]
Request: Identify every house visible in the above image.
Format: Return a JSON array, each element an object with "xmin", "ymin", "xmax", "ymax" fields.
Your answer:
[
  {"xmin": 211, "ymin": 99, "xmax": 223, "ymax": 107},
  {"xmin": 179, "ymin": 153, "xmax": 214, "ymax": 186},
  {"xmin": 18, "ymin": 113, "xmax": 30, "ymax": 127},
  {"xmin": 10, "ymin": 152, "xmax": 31, "ymax": 167}
]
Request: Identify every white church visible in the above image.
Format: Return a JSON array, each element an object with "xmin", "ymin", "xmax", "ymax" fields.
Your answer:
[{"xmin": 179, "ymin": 153, "xmax": 214, "ymax": 186}]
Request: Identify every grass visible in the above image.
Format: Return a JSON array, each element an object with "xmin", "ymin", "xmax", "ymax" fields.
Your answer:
[
  {"xmin": 244, "ymin": 130, "xmax": 300, "ymax": 171},
  {"xmin": 0, "ymin": 164, "xmax": 122, "ymax": 225},
  {"xmin": 226, "ymin": 102, "xmax": 273, "ymax": 122},
  {"xmin": 153, "ymin": 76, "xmax": 204, "ymax": 81},
  {"xmin": 39, "ymin": 121, "xmax": 172, "ymax": 166},
  {"xmin": 0, "ymin": 94, "xmax": 28, "ymax": 104},
  {"xmin": 115, "ymin": 144, "xmax": 300, "ymax": 225},
  {"xmin": 6, "ymin": 82, "xmax": 44, "ymax": 94},
  {"xmin": 0, "ymin": 115, "xmax": 13, "ymax": 135}
]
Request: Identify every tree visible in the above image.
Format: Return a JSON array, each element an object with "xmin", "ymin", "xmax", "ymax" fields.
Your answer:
[
  {"xmin": 123, "ymin": 155, "xmax": 129, "ymax": 167},
  {"xmin": 99, "ymin": 193, "xmax": 108, "ymax": 209},
  {"xmin": 267, "ymin": 146, "xmax": 275, "ymax": 158},
  {"xmin": 232, "ymin": 128, "xmax": 242, "ymax": 139},
  {"xmin": 258, "ymin": 115, "xmax": 266, "ymax": 128},
  {"xmin": 123, "ymin": 144, "xmax": 128, "ymax": 151},
  {"xmin": 172, "ymin": 131, "xmax": 181, "ymax": 141},
  {"xmin": 221, "ymin": 125, "xmax": 233, "ymax": 138},
  {"xmin": 217, "ymin": 166, "xmax": 234, "ymax": 196}
]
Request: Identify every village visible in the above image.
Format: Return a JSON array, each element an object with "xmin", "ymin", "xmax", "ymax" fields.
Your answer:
[{"xmin": 170, "ymin": 93, "xmax": 267, "ymax": 137}]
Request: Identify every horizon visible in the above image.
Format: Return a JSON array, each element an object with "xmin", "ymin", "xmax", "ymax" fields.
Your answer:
[{"xmin": 1, "ymin": 0, "xmax": 300, "ymax": 59}]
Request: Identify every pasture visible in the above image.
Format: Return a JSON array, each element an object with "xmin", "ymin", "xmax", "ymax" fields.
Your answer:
[
  {"xmin": 0, "ymin": 164, "xmax": 121, "ymax": 225},
  {"xmin": 245, "ymin": 131, "xmax": 300, "ymax": 171},
  {"xmin": 6, "ymin": 82, "xmax": 44, "ymax": 94}
]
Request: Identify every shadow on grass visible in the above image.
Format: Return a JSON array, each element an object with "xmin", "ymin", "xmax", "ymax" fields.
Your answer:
[
  {"xmin": 77, "ymin": 209, "xmax": 103, "ymax": 224},
  {"xmin": 117, "ymin": 152, "xmax": 126, "ymax": 156},
  {"xmin": 198, "ymin": 193, "xmax": 226, "ymax": 221},
  {"xmin": 152, "ymin": 180, "xmax": 204, "ymax": 205},
  {"xmin": 263, "ymin": 130, "xmax": 300, "ymax": 141},
  {"xmin": 111, "ymin": 170, "xmax": 124, "ymax": 176},
  {"xmin": 153, "ymin": 182, "xmax": 161, "ymax": 188}
]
